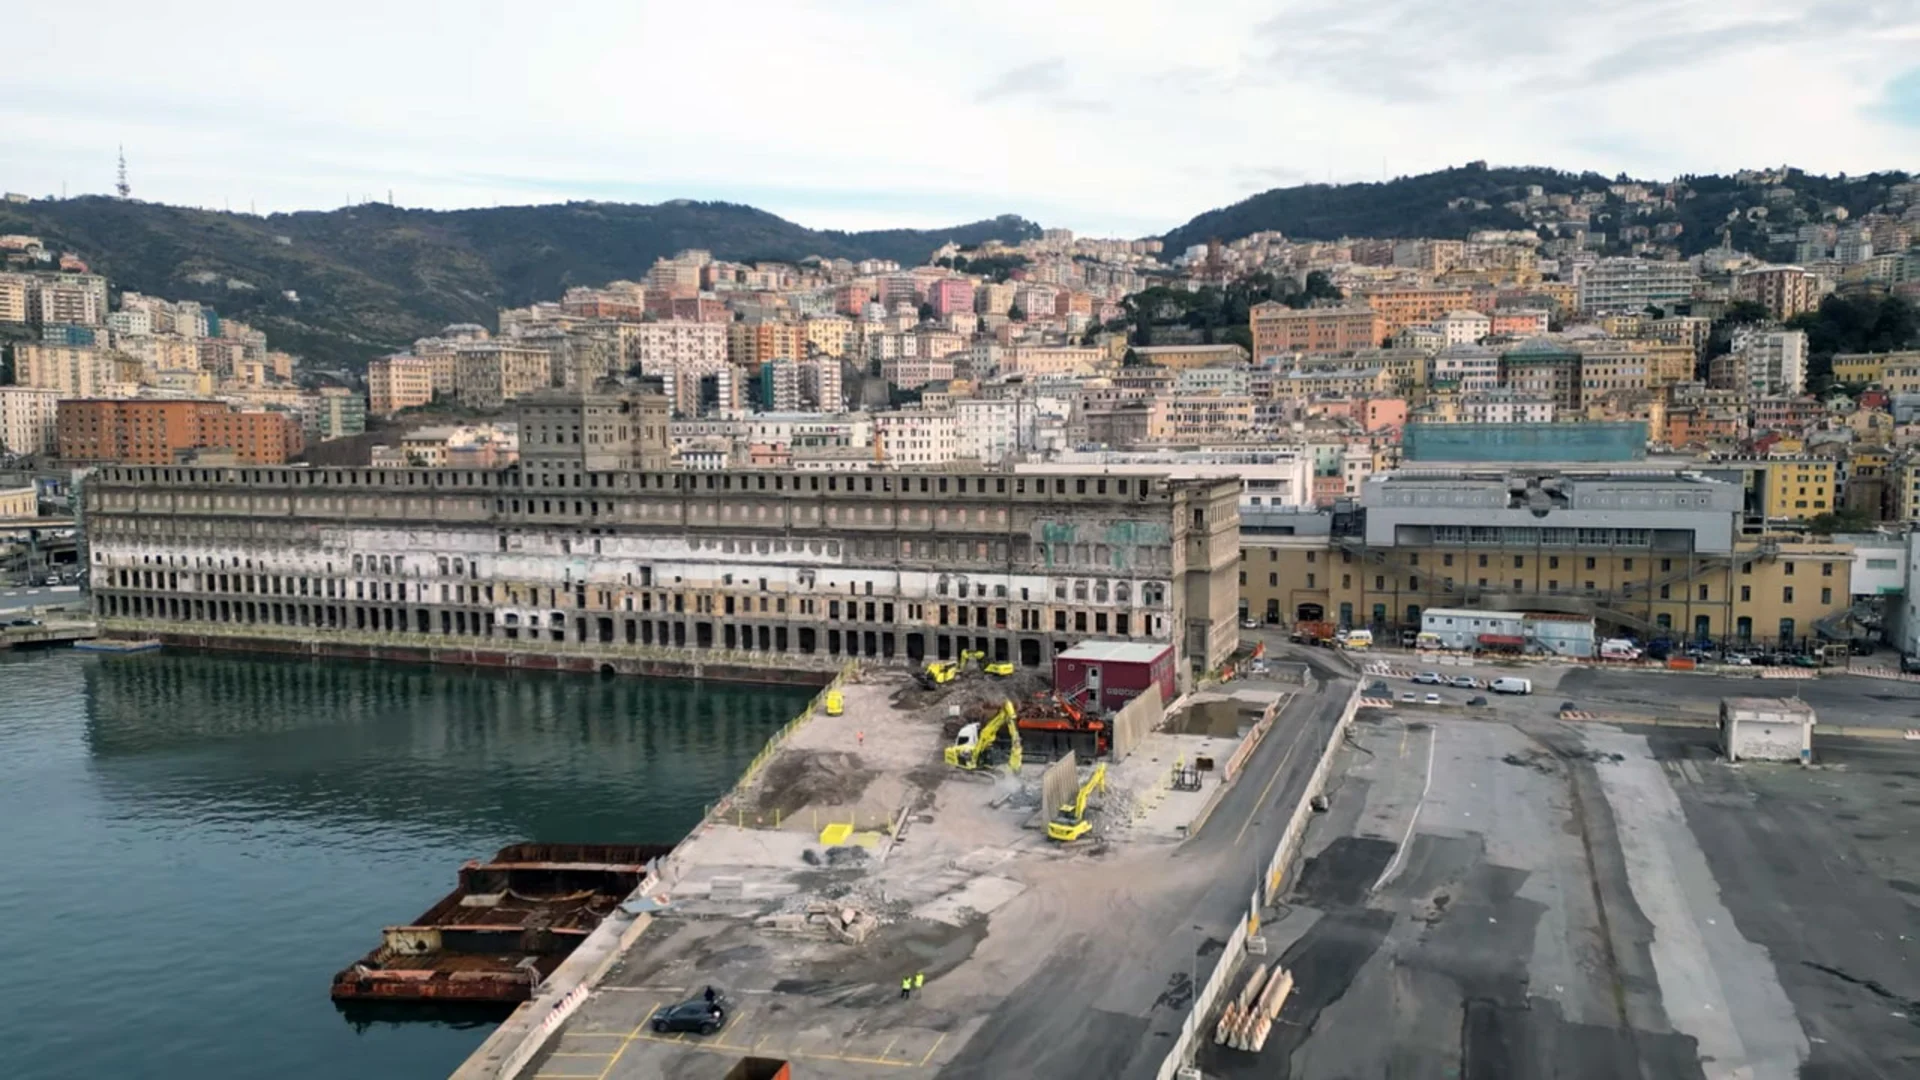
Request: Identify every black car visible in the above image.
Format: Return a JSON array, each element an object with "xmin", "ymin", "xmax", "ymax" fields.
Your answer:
[{"xmin": 652, "ymin": 990, "xmax": 731, "ymax": 1035}]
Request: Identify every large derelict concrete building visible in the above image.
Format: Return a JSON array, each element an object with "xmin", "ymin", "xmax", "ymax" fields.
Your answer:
[{"xmin": 82, "ymin": 463, "xmax": 1241, "ymax": 679}]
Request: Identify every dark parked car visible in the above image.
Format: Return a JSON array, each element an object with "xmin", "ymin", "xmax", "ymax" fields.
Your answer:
[
  {"xmin": 652, "ymin": 989, "xmax": 732, "ymax": 1035},
  {"xmin": 1902, "ymin": 654, "xmax": 1920, "ymax": 674}
]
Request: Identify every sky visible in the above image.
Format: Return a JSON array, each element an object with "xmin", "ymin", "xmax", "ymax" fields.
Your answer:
[{"xmin": 5, "ymin": 1, "xmax": 1920, "ymax": 238}]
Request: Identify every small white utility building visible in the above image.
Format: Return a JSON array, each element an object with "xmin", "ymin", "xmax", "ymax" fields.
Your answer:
[{"xmin": 1718, "ymin": 697, "xmax": 1815, "ymax": 764}]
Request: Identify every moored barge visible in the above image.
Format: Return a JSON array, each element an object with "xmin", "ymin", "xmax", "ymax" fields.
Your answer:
[{"xmin": 330, "ymin": 842, "xmax": 671, "ymax": 1004}]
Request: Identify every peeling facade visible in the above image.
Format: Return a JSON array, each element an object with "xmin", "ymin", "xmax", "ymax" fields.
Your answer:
[{"xmin": 83, "ymin": 464, "xmax": 1241, "ymax": 677}]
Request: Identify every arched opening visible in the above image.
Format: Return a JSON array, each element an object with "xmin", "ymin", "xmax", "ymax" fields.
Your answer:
[{"xmin": 1296, "ymin": 602, "xmax": 1324, "ymax": 623}]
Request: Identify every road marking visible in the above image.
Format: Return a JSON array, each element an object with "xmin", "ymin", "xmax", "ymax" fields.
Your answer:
[
  {"xmin": 548, "ymin": 1052, "xmax": 614, "ymax": 1058},
  {"xmin": 1234, "ymin": 727, "xmax": 1303, "ymax": 846},
  {"xmin": 594, "ymin": 1021, "xmax": 645, "ymax": 1080},
  {"xmin": 919, "ymin": 1032, "xmax": 948, "ymax": 1066},
  {"xmin": 1372, "ymin": 720, "xmax": 1436, "ymax": 894},
  {"xmin": 881, "ymin": 1034, "xmax": 900, "ymax": 1059}
]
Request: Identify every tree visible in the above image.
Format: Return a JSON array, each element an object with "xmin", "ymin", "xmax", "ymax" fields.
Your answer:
[
  {"xmin": 1007, "ymin": 304, "xmax": 1026, "ymax": 322},
  {"xmin": 917, "ymin": 302, "xmax": 934, "ymax": 323},
  {"xmin": 1789, "ymin": 293, "xmax": 1920, "ymax": 390},
  {"xmin": 1806, "ymin": 507, "xmax": 1873, "ymax": 534}
]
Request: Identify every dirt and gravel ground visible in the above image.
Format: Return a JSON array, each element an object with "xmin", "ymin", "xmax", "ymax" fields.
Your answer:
[{"xmin": 517, "ymin": 652, "xmax": 1359, "ymax": 1080}]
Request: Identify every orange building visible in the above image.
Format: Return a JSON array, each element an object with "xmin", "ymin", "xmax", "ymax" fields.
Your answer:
[
  {"xmin": 1354, "ymin": 286, "xmax": 1487, "ymax": 335},
  {"xmin": 1249, "ymin": 302, "xmax": 1384, "ymax": 359},
  {"xmin": 56, "ymin": 400, "xmax": 302, "ymax": 465}
]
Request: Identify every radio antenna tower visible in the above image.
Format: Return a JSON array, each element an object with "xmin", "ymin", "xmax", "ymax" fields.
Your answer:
[{"xmin": 115, "ymin": 146, "xmax": 130, "ymax": 199}]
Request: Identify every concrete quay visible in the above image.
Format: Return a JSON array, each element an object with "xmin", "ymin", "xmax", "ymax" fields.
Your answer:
[
  {"xmin": 460, "ymin": 645, "xmax": 1360, "ymax": 1080},
  {"xmin": 1189, "ymin": 648, "xmax": 1920, "ymax": 1079}
]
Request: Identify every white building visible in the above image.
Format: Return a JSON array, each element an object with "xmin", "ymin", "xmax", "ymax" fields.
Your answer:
[
  {"xmin": 0, "ymin": 385, "xmax": 61, "ymax": 456},
  {"xmin": 1431, "ymin": 344, "xmax": 1500, "ymax": 393},
  {"xmin": 1434, "ymin": 309, "xmax": 1491, "ymax": 346},
  {"xmin": 1729, "ymin": 326, "xmax": 1808, "ymax": 396},
  {"xmin": 1459, "ymin": 389, "xmax": 1556, "ymax": 424},
  {"xmin": 629, "ymin": 320, "xmax": 726, "ymax": 373},
  {"xmin": 1019, "ymin": 447, "xmax": 1313, "ymax": 510},
  {"xmin": 873, "ymin": 408, "xmax": 958, "ymax": 465},
  {"xmin": 1578, "ymin": 258, "xmax": 1698, "ymax": 314}
]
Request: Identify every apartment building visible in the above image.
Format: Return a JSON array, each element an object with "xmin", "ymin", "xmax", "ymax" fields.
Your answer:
[
  {"xmin": 0, "ymin": 273, "xmax": 27, "ymax": 324},
  {"xmin": 1574, "ymin": 340, "xmax": 1652, "ymax": 398},
  {"xmin": 56, "ymin": 399, "xmax": 302, "ymax": 465},
  {"xmin": 1435, "ymin": 309, "xmax": 1491, "ymax": 346},
  {"xmin": 1277, "ymin": 367, "xmax": 1392, "ymax": 402},
  {"xmin": 82, "ymin": 464, "xmax": 1243, "ymax": 676},
  {"xmin": 882, "ymin": 354, "xmax": 955, "ymax": 390},
  {"xmin": 0, "ymin": 385, "xmax": 61, "ymax": 456},
  {"xmin": 1830, "ymin": 351, "xmax": 1911, "ymax": 386},
  {"xmin": 1131, "ymin": 344, "xmax": 1251, "ymax": 370},
  {"xmin": 30, "ymin": 274, "xmax": 108, "ymax": 326},
  {"xmin": 927, "ymin": 278, "xmax": 974, "ymax": 319},
  {"xmin": 1734, "ymin": 265, "xmax": 1821, "ymax": 320},
  {"xmin": 1237, "ymin": 468, "xmax": 1850, "ymax": 644},
  {"xmin": 1578, "ymin": 258, "xmax": 1697, "ymax": 314},
  {"xmin": 873, "ymin": 408, "xmax": 958, "ymax": 465},
  {"xmin": 367, "ymin": 355, "xmax": 437, "ymax": 416},
  {"xmin": 1761, "ymin": 459, "xmax": 1835, "ymax": 521},
  {"xmin": 1249, "ymin": 303, "xmax": 1384, "ymax": 359},
  {"xmin": 1355, "ymin": 286, "xmax": 1483, "ymax": 336},
  {"xmin": 1429, "ymin": 345, "xmax": 1500, "ymax": 394},
  {"xmin": 1457, "ymin": 389, "xmax": 1555, "ymax": 424},
  {"xmin": 1499, "ymin": 340, "xmax": 1583, "ymax": 411},
  {"xmin": 802, "ymin": 315, "xmax": 853, "ymax": 359},
  {"xmin": 454, "ymin": 345, "xmax": 554, "ymax": 409},
  {"xmin": 727, "ymin": 321, "xmax": 808, "ymax": 369},
  {"xmin": 1002, "ymin": 346, "xmax": 1099, "ymax": 377}
]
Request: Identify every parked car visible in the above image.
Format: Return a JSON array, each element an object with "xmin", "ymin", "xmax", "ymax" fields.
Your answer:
[
  {"xmin": 1724, "ymin": 655, "xmax": 1753, "ymax": 666},
  {"xmin": 1558, "ymin": 701, "xmax": 1579, "ymax": 714},
  {"xmin": 1467, "ymin": 695, "xmax": 1488, "ymax": 707},
  {"xmin": 1902, "ymin": 654, "xmax": 1920, "ymax": 675},
  {"xmin": 652, "ymin": 990, "xmax": 732, "ymax": 1036},
  {"xmin": 1398, "ymin": 692, "xmax": 1418, "ymax": 704},
  {"xmin": 1788, "ymin": 654, "xmax": 1820, "ymax": 668},
  {"xmin": 7, "ymin": 617, "xmax": 40, "ymax": 628},
  {"xmin": 1490, "ymin": 677, "xmax": 1532, "ymax": 695},
  {"xmin": 1241, "ymin": 618, "xmax": 1259, "ymax": 629},
  {"xmin": 1413, "ymin": 671, "xmax": 1444, "ymax": 685},
  {"xmin": 1850, "ymin": 640, "xmax": 1876, "ymax": 656},
  {"xmin": 1423, "ymin": 692, "xmax": 1442, "ymax": 705},
  {"xmin": 1448, "ymin": 675, "xmax": 1478, "ymax": 689},
  {"xmin": 1367, "ymin": 681, "xmax": 1390, "ymax": 696}
]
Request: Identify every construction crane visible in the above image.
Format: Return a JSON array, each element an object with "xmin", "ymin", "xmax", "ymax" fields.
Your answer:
[
  {"xmin": 944, "ymin": 699, "xmax": 1022, "ymax": 771},
  {"xmin": 1047, "ymin": 762, "xmax": 1108, "ymax": 842}
]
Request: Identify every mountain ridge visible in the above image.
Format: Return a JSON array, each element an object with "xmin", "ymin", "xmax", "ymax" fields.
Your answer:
[{"xmin": 0, "ymin": 197, "xmax": 1041, "ymax": 369}]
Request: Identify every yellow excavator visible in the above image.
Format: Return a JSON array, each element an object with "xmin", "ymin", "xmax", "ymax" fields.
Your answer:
[
  {"xmin": 920, "ymin": 659, "xmax": 959, "ymax": 687},
  {"xmin": 944, "ymin": 699, "xmax": 1023, "ymax": 771},
  {"xmin": 958, "ymin": 649, "xmax": 986, "ymax": 669},
  {"xmin": 1047, "ymin": 762, "xmax": 1109, "ymax": 842}
]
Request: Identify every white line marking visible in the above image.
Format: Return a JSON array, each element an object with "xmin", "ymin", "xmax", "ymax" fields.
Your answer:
[{"xmin": 1372, "ymin": 720, "xmax": 1436, "ymax": 893}]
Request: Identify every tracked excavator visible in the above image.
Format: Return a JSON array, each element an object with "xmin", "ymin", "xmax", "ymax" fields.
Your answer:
[
  {"xmin": 944, "ymin": 699, "xmax": 1023, "ymax": 771},
  {"xmin": 1047, "ymin": 762, "xmax": 1109, "ymax": 842}
]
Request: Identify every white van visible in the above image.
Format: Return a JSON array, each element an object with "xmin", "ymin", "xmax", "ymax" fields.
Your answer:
[
  {"xmin": 1490, "ymin": 677, "xmax": 1532, "ymax": 695},
  {"xmin": 1338, "ymin": 628, "xmax": 1373, "ymax": 651}
]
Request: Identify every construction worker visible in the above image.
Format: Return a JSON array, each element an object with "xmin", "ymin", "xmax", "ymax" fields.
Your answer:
[
  {"xmin": 900, "ymin": 975, "xmax": 912, "ymax": 1000},
  {"xmin": 913, "ymin": 972, "xmax": 925, "ymax": 992}
]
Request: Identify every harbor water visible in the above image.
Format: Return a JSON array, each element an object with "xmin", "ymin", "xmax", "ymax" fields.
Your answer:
[{"xmin": 0, "ymin": 648, "xmax": 813, "ymax": 1080}]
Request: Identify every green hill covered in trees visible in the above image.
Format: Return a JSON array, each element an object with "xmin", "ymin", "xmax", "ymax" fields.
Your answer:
[{"xmin": 0, "ymin": 198, "xmax": 1039, "ymax": 370}]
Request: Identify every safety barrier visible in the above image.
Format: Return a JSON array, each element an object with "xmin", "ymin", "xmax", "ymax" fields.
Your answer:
[
  {"xmin": 1156, "ymin": 681, "xmax": 1364, "ymax": 1079},
  {"xmin": 705, "ymin": 659, "xmax": 859, "ymax": 825}
]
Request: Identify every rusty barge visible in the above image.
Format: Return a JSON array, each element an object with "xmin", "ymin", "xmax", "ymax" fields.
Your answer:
[{"xmin": 330, "ymin": 842, "xmax": 672, "ymax": 1004}]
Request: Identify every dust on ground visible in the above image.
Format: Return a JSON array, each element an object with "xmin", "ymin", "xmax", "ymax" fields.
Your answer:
[{"xmin": 748, "ymin": 750, "xmax": 878, "ymax": 818}]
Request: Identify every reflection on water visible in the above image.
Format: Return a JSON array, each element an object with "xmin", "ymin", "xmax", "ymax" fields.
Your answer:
[{"xmin": 0, "ymin": 649, "xmax": 810, "ymax": 1080}]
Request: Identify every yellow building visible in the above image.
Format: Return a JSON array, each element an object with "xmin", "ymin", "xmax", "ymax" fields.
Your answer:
[
  {"xmin": 1830, "ymin": 352, "xmax": 1902, "ymax": 386},
  {"xmin": 0, "ymin": 485, "xmax": 34, "ymax": 520},
  {"xmin": 1896, "ymin": 459, "xmax": 1920, "ymax": 521},
  {"xmin": 1762, "ymin": 459, "xmax": 1835, "ymax": 521}
]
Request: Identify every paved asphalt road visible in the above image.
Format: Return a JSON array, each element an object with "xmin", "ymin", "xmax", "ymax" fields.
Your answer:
[
  {"xmin": 939, "ymin": 638, "xmax": 1357, "ymax": 1080},
  {"xmin": 0, "ymin": 585, "xmax": 81, "ymax": 613},
  {"xmin": 1558, "ymin": 664, "xmax": 1920, "ymax": 727}
]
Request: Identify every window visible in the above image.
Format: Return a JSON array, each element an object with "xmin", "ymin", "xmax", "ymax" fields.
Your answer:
[
  {"xmin": 1306, "ymin": 573, "xmax": 1315, "ymax": 588},
  {"xmin": 1410, "ymin": 553, "xmax": 1420, "ymax": 566},
  {"xmin": 1698, "ymin": 584, "xmax": 1708, "ymax": 601},
  {"xmin": 1512, "ymin": 578, "xmax": 1523, "ymax": 590},
  {"xmin": 1659, "ymin": 585, "xmax": 1670, "ymax": 599},
  {"xmin": 1867, "ymin": 558, "xmax": 1898, "ymax": 570},
  {"xmin": 1548, "ymin": 556, "xmax": 1560, "ymax": 570},
  {"xmin": 1740, "ymin": 585, "xmax": 1751, "ymax": 602},
  {"xmin": 1269, "ymin": 573, "xmax": 1278, "ymax": 587},
  {"xmin": 1513, "ymin": 556, "xmax": 1524, "ymax": 569},
  {"xmin": 1783, "ymin": 586, "xmax": 1794, "ymax": 603},
  {"xmin": 1660, "ymin": 559, "xmax": 1671, "ymax": 572},
  {"xmin": 1585, "ymin": 557, "xmax": 1596, "ymax": 570},
  {"xmin": 1239, "ymin": 571, "xmax": 1246, "ymax": 585},
  {"xmin": 1477, "ymin": 554, "xmax": 1488, "ymax": 568},
  {"xmin": 1821, "ymin": 562, "xmax": 1833, "ymax": 577},
  {"xmin": 1341, "ymin": 574, "xmax": 1351, "ymax": 589},
  {"xmin": 1443, "ymin": 554, "xmax": 1454, "ymax": 567},
  {"xmin": 1548, "ymin": 580, "xmax": 1558, "ymax": 591},
  {"xmin": 1784, "ymin": 562, "xmax": 1795, "ymax": 576},
  {"xmin": 1374, "ymin": 575, "xmax": 1384, "ymax": 590},
  {"xmin": 1623, "ymin": 558, "xmax": 1634, "ymax": 571},
  {"xmin": 1821, "ymin": 587, "xmax": 1832, "ymax": 605}
]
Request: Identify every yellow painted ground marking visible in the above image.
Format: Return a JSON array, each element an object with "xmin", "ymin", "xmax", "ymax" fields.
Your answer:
[
  {"xmin": 1234, "ymin": 737, "xmax": 1301, "ymax": 846},
  {"xmin": 919, "ymin": 1032, "xmax": 948, "ymax": 1066}
]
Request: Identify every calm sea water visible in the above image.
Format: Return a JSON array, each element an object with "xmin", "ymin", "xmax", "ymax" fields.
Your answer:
[{"xmin": 0, "ymin": 648, "xmax": 812, "ymax": 1080}]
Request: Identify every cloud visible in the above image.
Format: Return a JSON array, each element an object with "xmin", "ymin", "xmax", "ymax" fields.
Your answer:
[
  {"xmin": 2, "ymin": 1, "xmax": 1918, "ymax": 237},
  {"xmin": 974, "ymin": 57, "xmax": 1107, "ymax": 112}
]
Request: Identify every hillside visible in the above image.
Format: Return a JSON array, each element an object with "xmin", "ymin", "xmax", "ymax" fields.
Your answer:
[
  {"xmin": 0, "ymin": 198, "xmax": 1040, "ymax": 370},
  {"xmin": 1161, "ymin": 164, "xmax": 1914, "ymax": 258}
]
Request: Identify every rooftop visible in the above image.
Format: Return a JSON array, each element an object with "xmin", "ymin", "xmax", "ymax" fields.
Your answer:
[{"xmin": 1055, "ymin": 641, "xmax": 1172, "ymax": 664}]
